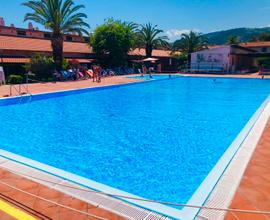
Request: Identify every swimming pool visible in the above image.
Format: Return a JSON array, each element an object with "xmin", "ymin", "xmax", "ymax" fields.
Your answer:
[{"xmin": 0, "ymin": 77, "xmax": 270, "ymax": 219}]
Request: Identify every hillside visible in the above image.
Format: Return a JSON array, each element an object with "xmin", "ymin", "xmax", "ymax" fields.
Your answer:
[{"xmin": 204, "ymin": 27, "xmax": 270, "ymax": 44}]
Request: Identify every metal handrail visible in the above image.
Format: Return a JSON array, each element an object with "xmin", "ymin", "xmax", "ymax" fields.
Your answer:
[
  {"xmin": 9, "ymin": 83, "xmax": 32, "ymax": 104},
  {"xmin": 9, "ymin": 71, "xmax": 32, "ymax": 98}
]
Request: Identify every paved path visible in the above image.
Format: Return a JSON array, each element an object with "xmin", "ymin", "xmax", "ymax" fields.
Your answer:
[
  {"xmin": 0, "ymin": 76, "xmax": 140, "ymax": 98},
  {"xmin": 225, "ymin": 118, "xmax": 270, "ymax": 220},
  {"xmin": 0, "ymin": 168, "xmax": 124, "ymax": 220}
]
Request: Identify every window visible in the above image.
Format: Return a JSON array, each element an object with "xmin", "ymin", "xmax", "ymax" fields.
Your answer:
[
  {"xmin": 84, "ymin": 37, "xmax": 89, "ymax": 42},
  {"xmin": 66, "ymin": 36, "xmax": 73, "ymax": 41},
  {"xmin": 17, "ymin": 30, "xmax": 26, "ymax": 36},
  {"xmin": 44, "ymin": 33, "xmax": 51, "ymax": 38},
  {"xmin": 262, "ymin": 47, "xmax": 267, "ymax": 53}
]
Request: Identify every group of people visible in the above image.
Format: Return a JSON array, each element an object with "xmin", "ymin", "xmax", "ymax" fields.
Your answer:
[
  {"xmin": 53, "ymin": 65, "xmax": 115, "ymax": 83},
  {"xmin": 139, "ymin": 65, "xmax": 156, "ymax": 78}
]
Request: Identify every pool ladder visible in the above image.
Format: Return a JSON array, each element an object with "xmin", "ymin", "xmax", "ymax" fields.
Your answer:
[{"xmin": 9, "ymin": 84, "xmax": 32, "ymax": 104}]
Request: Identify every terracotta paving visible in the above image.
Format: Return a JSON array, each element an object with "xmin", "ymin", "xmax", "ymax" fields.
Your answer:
[
  {"xmin": 0, "ymin": 76, "xmax": 140, "ymax": 98},
  {"xmin": 0, "ymin": 207, "xmax": 20, "ymax": 220},
  {"xmin": 225, "ymin": 118, "xmax": 270, "ymax": 220},
  {"xmin": 0, "ymin": 168, "xmax": 124, "ymax": 220}
]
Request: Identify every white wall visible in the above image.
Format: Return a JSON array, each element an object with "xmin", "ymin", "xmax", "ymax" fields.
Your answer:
[{"xmin": 190, "ymin": 46, "xmax": 231, "ymax": 73}]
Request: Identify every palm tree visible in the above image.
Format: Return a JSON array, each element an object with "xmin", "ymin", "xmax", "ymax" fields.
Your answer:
[
  {"xmin": 23, "ymin": 0, "xmax": 90, "ymax": 70},
  {"xmin": 173, "ymin": 31, "xmax": 208, "ymax": 54},
  {"xmin": 123, "ymin": 21, "xmax": 138, "ymax": 32},
  {"xmin": 226, "ymin": 35, "xmax": 240, "ymax": 45},
  {"xmin": 136, "ymin": 23, "xmax": 169, "ymax": 57},
  {"xmin": 173, "ymin": 31, "xmax": 208, "ymax": 67}
]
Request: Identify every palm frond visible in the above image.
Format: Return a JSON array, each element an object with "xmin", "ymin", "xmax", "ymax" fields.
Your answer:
[
  {"xmin": 23, "ymin": 0, "xmax": 89, "ymax": 35},
  {"xmin": 173, "ymin": 31, "xmax": 208, "ymax": 53},
  {"xmin": 136, "ymin": 23, "xmax": 168, "ymax": 56}
]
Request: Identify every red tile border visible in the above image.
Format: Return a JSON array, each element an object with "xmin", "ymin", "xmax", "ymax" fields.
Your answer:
[
  {"xmin": 0, "ymin": 168, "xmax": 124, "ymax": 220},
  {"xmin": 225, "ymin": 118, "xmax": 270, "ymax": 220},
  {"xmin": 0, "ymin": 76, "xmax": 140, "ymax": 98}
]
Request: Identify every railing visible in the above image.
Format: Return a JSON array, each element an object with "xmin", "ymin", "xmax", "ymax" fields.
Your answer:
[
  {"xmin": 9, "ymin": 83, "xmax": 32, "ymax": 104},
  {"xmin": 188, "ymin": 63, "xmax": 225, "ymax": 73}
]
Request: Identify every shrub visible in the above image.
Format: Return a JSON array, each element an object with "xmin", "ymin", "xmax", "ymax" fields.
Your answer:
[
  {"xmin": 62, "ymin": 58, "xmax": 69, "ymax": 70},
  {"xmin": 24, "ymin": 54, "xmax": 55, "ymax": 81},
  {"xmin": 8, "ymin": 75, "xmax": 23, "ymax": 84},
  {"xmin": 257, "ymin": 57, "xmax": 270, "ymax": 67}
]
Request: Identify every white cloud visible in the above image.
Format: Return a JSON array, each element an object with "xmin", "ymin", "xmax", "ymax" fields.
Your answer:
[
  {"xmin": 166, "ymin": 29, "xmax": 200, "ymax": 41},
  {"xmin": 208, "ymin": 29, "xmax": 222, "ymax": 33},
  {"xmin": 258, "ymin": 24, "xmax": 270, "ymax": 28}
]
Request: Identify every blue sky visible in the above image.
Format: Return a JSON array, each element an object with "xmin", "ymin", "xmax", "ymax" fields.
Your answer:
[{"xmin": 2, "ymin": 0, "xmax": 270, "ymax": 41}]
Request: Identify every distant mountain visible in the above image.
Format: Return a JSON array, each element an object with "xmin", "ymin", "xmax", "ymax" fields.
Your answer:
[{"xmin": 204, "ymin": 27, "xmax": 270, "ymax": 45}]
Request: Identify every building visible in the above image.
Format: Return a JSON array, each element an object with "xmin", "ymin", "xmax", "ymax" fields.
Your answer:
[
  {"xmin": 190, "ymin": 45, "xmax": 258, "ymax": 74},
  {"xmin": 0, "ymin": 17, "xmax": 177, "ymax": 75},
  {"xmin": 241, "ymin": 41, "xmax": 270, "ymax": 53}
]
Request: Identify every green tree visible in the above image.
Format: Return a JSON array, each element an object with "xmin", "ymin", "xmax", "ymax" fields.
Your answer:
[
  {"xmin": 173, "ymin": 31, "xmax": 208, "ymax": 54},
  {"xmin": 258, "ymin": 33, "xmax": 270, "ymax": 41},
  {"xmin": 249, "ymin": 33, "xmax": 270, "ymax": 42},
  {"xmin": 257, "ymin": 57, "xmax": 270, "ymax": 67},
  {"xmin": 122, "ymin": 21, "xmax": 138, "ymax": 32},
  {"xmin": 23, "ymin": 0, "xmax": 90, "ymax": 71},
  {"xmin": 249, "ymin": 36, "xmax": 258, "ymax": 42},
  {"xmin": 171, "ymin": 51, "xmax": 188, "ymax": 70},
  {"xmin": 226, "ymin": 35, "xmax": 240, "ymax": 45},
  {"xmin": 136, "ymin": 23, "xmax": 169, "ymax": 57},
  {"xmin": 173, "ymin": 31, "xmax": 208, "ymax": 67},
  {"xmin": 90, "ymin": 19, "xmax": 135, "ymax": 67}
]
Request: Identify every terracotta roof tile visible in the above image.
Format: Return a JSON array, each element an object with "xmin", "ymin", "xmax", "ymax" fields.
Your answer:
[
  {"xmin": 0, "ymin": 35, "xmax": 91, "ymax": 53},
  {"xmin": 208, "ymin": 45, "xmax": 225, "ymax": 49},
  {"xmin": 64, "ymin": 41, "xmax": 91, "ymax": 53},
  {"xmin": 67, "ymin": 58, "xmax": 95, "ymax": 63},
  {"xmin": 1, "ymin": 58, "xmax": 30, "ymax": 63},
  {"xmin": 241, "ymin": 41, "xmax": 270, "ymax": 47},
  {"xmin": 0, "ymin": 35, "xmax": 172, "ymax": 58},
  {"xmin": 129, "ymin": 48, "xmax": 172, "ymax": 57},
  {"xmin": 0, "ymin": 58, "xmax": 94, "ymax": 64}
]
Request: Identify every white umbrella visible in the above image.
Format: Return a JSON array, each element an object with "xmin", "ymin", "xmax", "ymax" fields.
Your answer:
[{"xmin": 142, "ymin": 57, "xmax": 159, "ymax": 62}]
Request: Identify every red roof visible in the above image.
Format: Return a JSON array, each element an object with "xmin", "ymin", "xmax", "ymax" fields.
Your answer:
[
  {"xmin": 0, "ymin": 58, "xmax": 95, "ymax": 64},
  {"xmin": 241, "ymin": 41, "xmax": 270, "ymax": 48},
  {"xmin": 67, "ymin": 58, "xmax": 95, "ymax": 63},
  {"xmin": 0, "ymin": 35, "xmax": 91, "ymax": 53},
  {"xmin": 0, "ymin": 35, "xmax": 172, "ymax": 58},
  {"xmin": 129, "ymin": 48, "xmax": 172, "ymax": 57},
  {"xmin": 207, "ymin": 45, "xmax": 225, "ymax": 50},
  {"xmin": 1, "ymin": 58, "xmax": 30, "ymax": 63}
]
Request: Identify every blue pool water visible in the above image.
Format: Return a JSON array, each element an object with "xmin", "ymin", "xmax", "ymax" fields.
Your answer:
[
  {"xmin": 0, "ymin": 77, "xmax": 270, "ymax": 208},
  {"xmin": 127, "ymin": 74, "xmax": 180, "ymax": 80}
]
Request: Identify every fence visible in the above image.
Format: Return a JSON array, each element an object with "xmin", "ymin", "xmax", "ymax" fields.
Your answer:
[{"xmin": 189, "ymin": 63, "xmax": 226, "ymax": 73}]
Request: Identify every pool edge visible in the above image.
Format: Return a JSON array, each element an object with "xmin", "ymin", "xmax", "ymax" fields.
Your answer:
[{"xmin": 193, "ymin": 95, "xmax": 270, "ymax": 220}]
